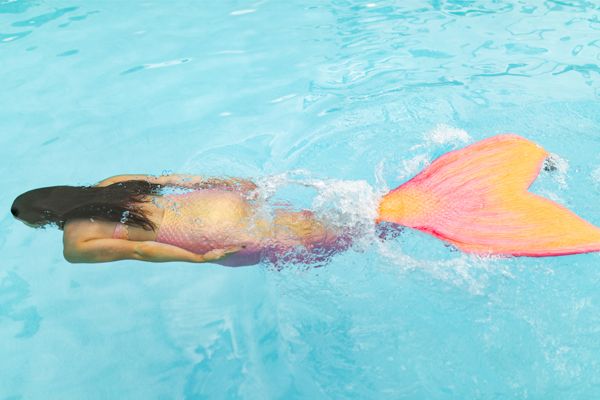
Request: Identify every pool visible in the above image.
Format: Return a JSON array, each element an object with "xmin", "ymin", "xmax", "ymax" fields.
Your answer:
[{"xmin": 1, "ymin": 0, "xmax": 600, "ymax": 398}]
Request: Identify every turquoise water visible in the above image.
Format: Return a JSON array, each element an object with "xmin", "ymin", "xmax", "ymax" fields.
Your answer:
[{"xmin": 2, "ymin": 0, "xmax": 600, "ymax": 398}]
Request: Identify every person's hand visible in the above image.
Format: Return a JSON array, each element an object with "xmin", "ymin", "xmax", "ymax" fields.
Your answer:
[{"xmin": 197, "ymin": 246, "xmax": 242, "ymax": 263}]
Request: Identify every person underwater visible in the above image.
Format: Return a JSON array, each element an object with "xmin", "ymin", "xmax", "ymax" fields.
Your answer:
[{"xmin": 11, "ymin": 134, "xmax": 600, "ymax": 266}]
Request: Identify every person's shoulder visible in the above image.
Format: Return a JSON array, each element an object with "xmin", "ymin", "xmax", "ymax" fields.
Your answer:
[
  {"xmin": 63, "ymin": 219, "xmax": 86, "ymax": 247},
  {"xmin": 63, "ymin": 218, "xmax": 85, "ymax": 232},
  {"xmin": 63, "ymin": 219, "xmax": 116, "ymax": 241},
  {"xmin": 95, "ymin": 174, "xmax": 151, "ymax": 187}
]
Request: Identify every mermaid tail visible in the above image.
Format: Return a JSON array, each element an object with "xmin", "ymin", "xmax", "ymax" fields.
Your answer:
[{"xmin": 377, "ymin": 134, "xmax": 600, "ymax": 256}]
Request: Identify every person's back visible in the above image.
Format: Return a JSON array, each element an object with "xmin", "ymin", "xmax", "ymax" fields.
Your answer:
[{"xmin": 154, "ymin": 188, "xmax": 343, "ymax": 266}]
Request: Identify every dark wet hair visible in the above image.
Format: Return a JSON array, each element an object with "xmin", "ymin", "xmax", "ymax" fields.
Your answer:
[{"xmin": 11, "ymin": 180, "xmax": 163, "ymax": 231}]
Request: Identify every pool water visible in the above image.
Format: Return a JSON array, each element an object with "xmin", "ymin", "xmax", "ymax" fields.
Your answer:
[{"xmin": 2, "ymin": 0, "xmax": 600, "ymax": 398}]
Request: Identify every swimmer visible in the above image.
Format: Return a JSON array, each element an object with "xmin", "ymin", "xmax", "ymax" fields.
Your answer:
[
  {"xmin": 11, "ymin": 174, "xmax": 342, "ymax": 266},
  {"xmin": 11, "ymin": 134, "xmax": 600, "ymax": 265}
]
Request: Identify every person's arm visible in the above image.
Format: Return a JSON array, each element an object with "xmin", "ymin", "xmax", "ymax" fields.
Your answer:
[
  {"xmin": 63, "ymin": 237, "xmax": 239, "ymax": 264},
  {"xmin": 95, "ymin": 174, "xmax": 257, "ymax": 192}
]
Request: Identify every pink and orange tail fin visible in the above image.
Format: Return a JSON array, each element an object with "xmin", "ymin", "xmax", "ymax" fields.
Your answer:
[{"xmin": 378, "ymin": 134, "xmax": 600, "ymax": 257}]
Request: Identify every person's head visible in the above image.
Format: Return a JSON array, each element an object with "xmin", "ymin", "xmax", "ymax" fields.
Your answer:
[
  {"xmin": 11, "ymin": 186, "xmax": 67, "ymax": 228},
  {"xmin": 11, "ymin": 180, "xmax": 162, "ymax": 230}
]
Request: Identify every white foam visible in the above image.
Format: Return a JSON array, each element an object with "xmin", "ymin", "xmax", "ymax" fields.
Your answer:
[
  {"xmin": 397, "ymin": 153, "xmax": 430, "ymax": 180},
  {"xmin": 215, "ymin": 50, "xmax": 246, "ymax": 55},
  {"xmin": 592, "ymin": 166, "xmax": 600, "ymax": 183},
  {"xmin": 425, "ymin": 124, "xmax": 471, "ymax": 145},
  {"xmin": 255, "ymin": 170, "xmax": 310, "ymax": 201},
  {"xmin": 374, "ymin": 160, "xmax": 388, "ymax": 192},
  {"xmin": 376, "ymin": 239, "xmax": 511, "ymax": 295},
  {"xmin": 144, "ymin": 58, "xmax": 191, "ymax": 69},
  {"xmin": 269, "ymin": 93, "xmax": 298, "ymax": 104},
  {"xmin": 546, "ymin": 152, "xmax": 569, "ymax": 188},
  {"xmin": 400, "ymin": 125, "xmax": 471, "ymax": 180},
  {"xmin": 309, "ymin": 178, "xmax": 379, "ymax": 242},
  {"xmin": 373, "ymin": 126, "xmax": 512, "ymax": 292},
  {"xmin": 255, "ymin": 172, "xmax": 379, "ymax": 248},
  {"xmin": 230, "ymin": 9, "xmax": 256, "ymax": 16}
]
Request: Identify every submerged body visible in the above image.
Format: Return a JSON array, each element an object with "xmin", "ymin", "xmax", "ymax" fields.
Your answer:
[
  {"xmin": 148, "ymin": 189, "xmax": 338, "ymax": 266},
  {"xmin": 153, "ymin": 190, "xmax": 262, "ymax": 266},
  {"xmin": 62, "ymin": 178, "xmax": 341, "ymax": 266}
]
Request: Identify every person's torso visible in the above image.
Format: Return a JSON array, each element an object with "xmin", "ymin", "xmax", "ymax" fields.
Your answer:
[
  {"xmin": 66, "ymin": 188, "xmax": 343, "ymax": 267},
  {"xmin": 154, "ymin": 189, "xmax": 261, "ymax": 254}
]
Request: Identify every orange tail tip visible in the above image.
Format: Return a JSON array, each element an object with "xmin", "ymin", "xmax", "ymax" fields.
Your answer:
[{"xmin": 378, "ymin": 134, "xmax": 600, "ymax": 257}]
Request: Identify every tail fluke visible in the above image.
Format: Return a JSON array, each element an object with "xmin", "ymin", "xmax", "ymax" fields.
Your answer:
[{"xmin": 378, "ymin": 134, "xmax": 600, "ymax": 257}]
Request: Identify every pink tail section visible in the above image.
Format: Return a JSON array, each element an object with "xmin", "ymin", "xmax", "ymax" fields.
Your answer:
[{"xmin": 378, "ymin": 134, "xmax": 600, "ymax": 257}]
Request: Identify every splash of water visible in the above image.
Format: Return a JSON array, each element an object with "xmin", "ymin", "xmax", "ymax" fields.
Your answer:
[
  {"xmin": 255, "ymin": 171, "xmax": 379, "ymax": 245},
  {"xmin": 545, "ymin": 152, "xmax": 570, "ymax": 189},
  {"xmin": 253, "ymin": 169, "xmax": 502, "ymax": 293},
  {"xmin": 592, "ymin": 166, "xmax": 600, "ymax": 183},
  {"xmin": 372, "ymin": 126, "xmax": 516, "ymax": 293},
  {"xmin": 170, "ymin": 128, "xmax": 511, "ymax": 290},
  {"xmin": 423, "ymin": 123, "xmax": 471, "ymax": 146},
  {"xmin": 399, "ymin": 124, "xmax": 472, "ymax": 180}
]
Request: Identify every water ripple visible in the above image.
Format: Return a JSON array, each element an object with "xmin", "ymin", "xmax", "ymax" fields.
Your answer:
[
  {"xmin": 120, "ymin": 58, "xmax": 192, "ymax": 75},
  {"xmin": 11, "ymin": 6, "xmax": 77, "ymax": 28},
  {"xmin": 0, "ymin": 0, "xmax": 36, "ymax": 14},
  {"xmin": 0, "ymin": 271, "xmax": 42, "ymax": 339},
  {"xmin": 305, "ymin": 0, "xmax": 600, "ymax": 106},
  {"xmin": 0, "ymin": 30, "xmax": 30, "ymax": 43}
]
